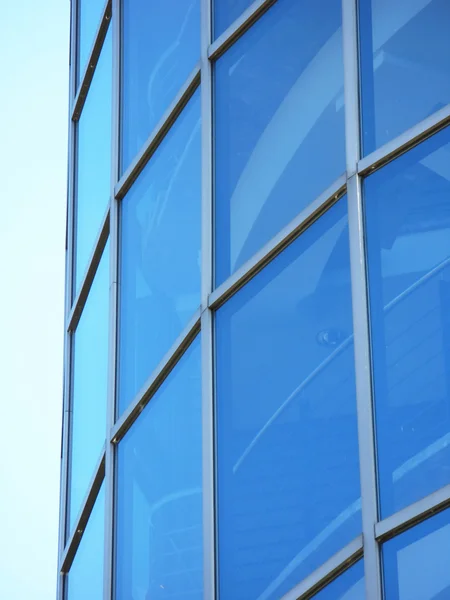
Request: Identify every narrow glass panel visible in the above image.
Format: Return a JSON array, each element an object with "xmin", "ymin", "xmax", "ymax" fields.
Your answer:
[
  {"xmin": 214, "ymin": 0, "xmax": 254, "ymax": 38},
  {"xmin": 359, "ymin": 0, "xmax": 450, "ymax": 155},
  {"xmin": 118, "ymin": 92, "xmax": 201, "ymax": 416},
  {"xmin": 115, "ymin": 338, "xmax": 203, "ymax": 600},
  {"xmin": 383, "ymin": 509, "xmax": 450, "ymax": 599},
  {"xmin": 74, "ymin": 28, "xmax": 112, "ymax": 294},
  {"xmin": 216, "ymin": 198, "xmax": 361, "ymax": 600},
  {"xmin": 365, "ymin": 127, "xmax": 450, "ymax": 518},
  {"xmin": 69, "ymin": 243, "xmax": 109, "ymax": 531},
  {"xmin": 67, "ymin": 484, "xmax": 105, "ymax": 600},
  {"xmin": 77, "ymin": 0, "xmax": 106, "ymax": 86},
  {"xmin": 121, "ymin": 0, "xmax": 200, "ymax": 172},
  {"xmin": 312, "ymin": 561, "xmax": 365, "ymax": 600},
  {"xmin": 214, "ymin": 0, "xmax": 345, "ymax": 285}
]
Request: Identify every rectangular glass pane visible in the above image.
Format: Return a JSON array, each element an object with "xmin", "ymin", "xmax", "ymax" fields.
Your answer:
[
  {"xmin": 115, "ymin": 338, "xmax": 203, "ymax": 600},
  {"xmin": 77, "ymin": 0, "xmax": 106, "ymax": 86},
  {"xmin": 383, "ymin": 509, "xmax": 450, "ymax": 599},
  {"xmin": 359, "ymin": 0, "xmax": 450, "ymax": 155},
  {"xmin": 118, "ymin": 91, "xmax": 201, "ymax": 416},
  {"xmin": 121, "ymin": 0, "xmax": 200, "ymax": 172},
  {"xmin": 215, "ymin": 198, "xmax": 361, "ymax": 600},
  {"xmin": 364, "ymin": 127, "xmax": 450, "ymax": 518},
  {"xmin": 214, "ymin": 0, "xmax": 254, "ymax": 38},
  {"xmin": 214, "ymin": 0, "xmax": 345, "ymax": 286},
  {"xmin": 312, "ymin": 561, "xmax": 365, "ymax": 600}
]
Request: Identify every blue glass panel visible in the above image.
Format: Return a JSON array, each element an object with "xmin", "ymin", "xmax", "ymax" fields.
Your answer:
[
  {"xmin": 75, "ymin": 29, "xmax": 112, "ymax": 293},
  {"xmin": 214, "ymin": 0, "xmax": 345, "ymax": 285},
  {"xmin": 216, "ymin": 197, "xmax": 361, "ymax": 600},
  {"xmin": 214, "ymin": 0, "xmax": 253, "ymax": 38},
  {"xmin": 77, "ymin": 0, "xmax": 106, "ymax": 85},
  {"xmin": 69, "ymin": 243, "xmax": 109, "ymax": 531},
  {"xmin": 115, "ymin": 338, "xmax": 203, "ymax": 600},
  {"xmin": 118, "ymin": 92, "xmax": 201, "ymax": 416},
  {"xmin": 364, "ymin": 127, "xmax": 450, "ymax": 518},
  {"xmin": 67, "ymin": 484, "xmax": 105, "ymax": 600},
  {"xmin": 121, "ymin": 0, "xmax": 200, "ymax": 172},
  {"xmin": 359, "ymin": 0, "xmax": 450, "ymax": 155},
  {"xmin": 312, "ymin": 561, "xmax": 365, "ymax": 600},
  {"xmin": 383, "ymin": 509, "xmax": 450, "ymax": 599}
]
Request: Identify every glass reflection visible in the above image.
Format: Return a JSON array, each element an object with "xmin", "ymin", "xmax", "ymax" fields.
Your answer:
[
  {"xmin": 216, "ymin": 197, "xmax": 361, "ymax": 600},
  {"xmin": 77, "ymin": 0, "xmax": 106, "ymax": 86},
  {"xmin": 115, "ymin": 338, "xmax": 203, "ymax": 600},
  {"xmin": 214, "ymin": 0, "xmax": 254, "ymax": 38},
  {"xmin": 360, "ymin": 0, "xmax": 450, "ymax": 155},
  {"xmin": 69, "ymin": 243, "xmax": 109, "ymax": 531},
  {"xmin": 365, "ymin": 127, "xmax": 450, "ymax": 518},
  {"xmin": 121, "ymin": 0, "xmax": 200, "ymax": 172},
  {"xmin": 383, "ymin": 509, "xmax": 450, "ymax": 599},
  {"xmin": 312, "ymin": 561, "xmax": 365, "ymax": 600},
  {"xmin": 214, "ymin": 0, "xmax": 345, "ymax": 285},
  {"xmin": 118, "ymin": 91, "xmax": 201, "ymax": 416}
]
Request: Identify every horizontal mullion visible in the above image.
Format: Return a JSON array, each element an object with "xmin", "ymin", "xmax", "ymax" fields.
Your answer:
[
  {"xmin": 115, "ymin": 64, "xmax": 201, "ymax": 201},
  {"xmin": 208, "ymin": 174, "xmax": 346, "ymax": 310},
  {"xmin": 110, "ymin": 308, "xmax": 202, "ymax": 443}
]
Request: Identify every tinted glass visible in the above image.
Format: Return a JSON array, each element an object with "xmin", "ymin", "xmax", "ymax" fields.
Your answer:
[
  {"xmin": 74, "ymin": 28, "xmax": 112, "ymax": 293},
  {"xmin": 216, "ymin": 198, "xmax": 361, "ymax": 600},
  {"xmin": 214, "ymin": 0, "xmax": 254, "ymax": 38},
  {"xmin": 214, "ymin": 0, "xmax": 345, "ymax": 285},
  {"xmin": 115, "ymin": 338, "xmax": 202, "ymax": 600},
  {"xmin": 359, "ymin": 0, "xmax": 450, "ymax": 155},
  {"xmin": 69, "ymin": 243, "xmax": 109, "ymax": 531},
  {"xmin": 118, "ymin": 92, "xmax": 201, "ymax": 416},
  {"xmin": 365, "ymin": 127, "xmax": 450, "ymax": 518},
  {"xmin": 121, "ymin": 0, "xmax": 200, "ymax": 172},
  {"xmin": 383, "ymin": 509, "xmax": 450, "ymax": 599},
  {"xmin": 67, "ymin": 484, "xmax": 105, "ymax": 600},
  {"xmin": 312, "ymin": 561, "xmax": 365, "ymax": 600},
  {"xmin": 77, "ymin": 0, "xmax": 106, "ymax": 86}
]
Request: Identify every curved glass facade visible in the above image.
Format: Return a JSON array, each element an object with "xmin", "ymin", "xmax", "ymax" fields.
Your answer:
[{"xmin": 58, "ymin": 1, "xmax": 450, "ymax": 600}]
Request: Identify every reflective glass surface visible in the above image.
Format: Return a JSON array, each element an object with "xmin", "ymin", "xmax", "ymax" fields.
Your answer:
[
  {"xmin": 216, "ymin": 198, "xmax": 361, "ymax": 600},
  {"xmin": 383, "ymin": 509, "xmax": 450, "ymax": 599},
  {"xmin": 115, "ymin": 338, "xmax": 202, "ymax": 600},
  {"xmin": 365, "ymin": 127, "xmax": 450, "ymax": 518},
  {"xmin": 77, "ymin": 0, "xmax": 106, "ymax": 86},
  {"xmin": 69, "ymin": 243, "xmax": 109, "ymax": 531},
  {"xmin": 67, "ymin": 484, "xmax": 105, "ymax": 600},
  {"xmin": 312, "ymin": 561, "xmax": 365, "ymax": 600},
  {"xmin": 214, "ymin": 0, "xmax": 345, "ymax": 285},
  {"xmin": 121, "ymin": 0, "xmax": 200, "ymax": 172},
  {"xmin": 214, "ymin": 0, "xmax": 254, "ymax": 38},
  {"xmin": 75, "ymin": 28, "xmax": 112, "ymax": 293},
  {"xmin": 359, "ymin": 0, "xmax": 450, "ymax": 155},
  {"xmin": 118, "ymin": 91, "xmax": 201, "ymax": 416}
]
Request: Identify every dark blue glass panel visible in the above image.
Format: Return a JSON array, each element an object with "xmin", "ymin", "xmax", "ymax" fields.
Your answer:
[
  {"xmin": 364, "ymin": 127, "xmax": 450, "ymax": 518},
  {"xmin": 216, "ymin": 197, "xmax": 361, "ymax": 600},
  {"xmin": 115, "ymin": 338, "xmax": 202, "ymax": 600},
  {"xmin": 312, "ymin": 561, "xmax": 365, "ymax": 600},
  {"xmin": 214, "ymin": 0, "xmax": 254, "ymax": 38},
  {"xmin": 383, "ymin": 509, "xmax": 450, "ymax": 599},
  {"xmin": 75, "ymin": 28, "xmax": 112, "ymax": 293},
  {"xmin": 359, "ymin": 0, "xmax": 450, "ymax": 155},
  {"xmin": 69, "ymin": 243, "xmax": 109, "ymax": 531},
  {"xmin": 118, "ymin": 92, "xmax": 201, "ymax": 416},
  {"xmin": 67, "ymin": 484, "xmax": 105, "ymax": 600},
  {"xmin": 77, "ymin": 0, "xmax": 106, "ymax": 86},
  {"xmin": 121, "ymin": 0, "xmax": 200, "ymax": 172},
  {"xmin": 214, "ymin": 0, "xmax": 345, "ymax": 285}
]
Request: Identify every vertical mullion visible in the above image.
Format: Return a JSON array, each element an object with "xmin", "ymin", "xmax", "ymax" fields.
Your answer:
[{"xmin": 343, "ymin": 1, "xmax": 382, "ymax": 599}]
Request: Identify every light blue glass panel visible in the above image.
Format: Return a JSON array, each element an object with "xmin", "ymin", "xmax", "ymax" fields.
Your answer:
[
  {"xmin": 75, "ymin": 28, "xmax": 112, "ymax": 293},
  {"xmin": 77, "ymin": 0, "xmax": 106, "ymax": 85},
  {"xmin": 118, "ymin": 91, "xmax": 201, "ymax": 416},
  {"xmin": 216, "ymin": 198, "xmax": 361, "ymax": 600},
  {"xmin": 214, "ymin": 0, "xmax": 345, "ymax": 285},
  {"xmin": 69, "ymin": 243, "xmax": 109, "ymax": 531},
  {"xmin": 67, "ymin": 484, "xmax": 105, "ymax": 600},
  {"xmin": 214, "ymin": 0, "xmax": 254, "ymax": 38},
  {"xmin": 365, "ymin": 127, "xmax": 450, "ymax": 518},
  {"xmin": 312, "ymin": 561, "xmax": 365, "ymax": 600},
  {"xmin": 359, "ymin": 0, "xmax": 450, "ymax": 155},
  {"xmin": 383, "ymin": 509, "xmax": 450, "ymax": 599},
  {"xmin": 121, "ymin": 0, "xmax": 200, "ymax": 172},
  {"xmin": 115, "ymin": 338, "xmax": 202, "ymax": 600}
]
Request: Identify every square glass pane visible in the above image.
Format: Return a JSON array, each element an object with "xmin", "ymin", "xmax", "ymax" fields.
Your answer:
[
  {"xmin": 359, "ymin": 0, "xmax": 450, "ymax": 155},
  {"xmin": 77, "ymin": 0, "xmax": 106, "ymax": 86},
  {"xmin": 312, "ymin": 561, "xmax": 365, "ymax": 600},
  {"xmin": 383, "ymin": 509, "xmax": 450, "ymax": 599},
  {"xmin": 69, "ymin": 243, "xmax": 109, "ymax": 532},
  {"xmin": 215, "ymin": 197, "xmax": 361, "ymax": 600},
  {"xmin": 214, "ymin": 0, "xmax": 345, "ymax": 286},
  {"xmin": 115, "ymin": 338, "xmax": 203, "ymax": 600},
  {"xmin": 121, "ymin": 0, "xmax": 200, "ymax": 172},
  {"xmin": 118, "ymin": 91, "xmax": 201, "ymax": 416},
  {"xmin": 214, "ymin": 0, "xmax": 254, "ymax": 38},
  {"xmin": 74, "ymin": 28, "xmax": 112, "ymax": 294},
  {"xmin": 364, "ymin": 127, "xmax": 450, "ymax": 518}
]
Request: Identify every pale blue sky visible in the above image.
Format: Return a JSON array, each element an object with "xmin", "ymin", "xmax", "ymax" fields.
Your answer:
[{"xmin": 0, "ymin": 1, "xmax": 69, "ymax": 598}]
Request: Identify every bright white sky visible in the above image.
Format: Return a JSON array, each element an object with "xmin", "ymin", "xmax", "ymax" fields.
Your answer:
[{"xmin": 0, "ymin": 1, "xmax": 69, "ymax": 598}]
